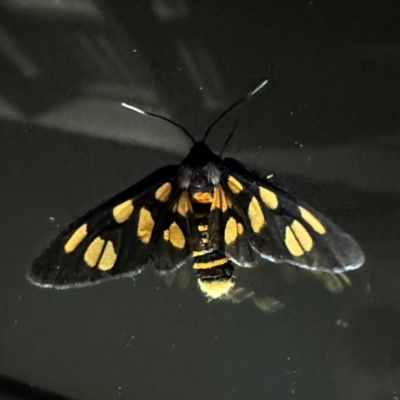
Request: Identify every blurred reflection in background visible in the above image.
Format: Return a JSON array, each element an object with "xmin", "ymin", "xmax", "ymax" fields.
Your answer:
[{"xmin": 0, "ymin": 0, "xmax": 234, "ymax": 153}]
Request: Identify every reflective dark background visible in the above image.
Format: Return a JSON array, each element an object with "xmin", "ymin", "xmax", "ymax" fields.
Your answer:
[{"xmin": 0, "ymin": 1, "xmax": 399, "ymax": 399}]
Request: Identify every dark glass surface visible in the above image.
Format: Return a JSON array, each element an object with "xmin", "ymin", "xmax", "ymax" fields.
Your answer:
[{"xmin": 0, "ymin": 1, "xmax": 399, "ymax": 399}]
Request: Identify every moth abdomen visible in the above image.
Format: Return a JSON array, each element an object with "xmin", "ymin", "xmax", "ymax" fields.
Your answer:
[{"xmin": 194, "ymin": 252, "xmax": 235, "ymax": 299}]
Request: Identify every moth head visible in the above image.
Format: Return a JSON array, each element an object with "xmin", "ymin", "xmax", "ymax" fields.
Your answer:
[
  {"xmin": 197, "ymin": 276, "xmax": 235, "ymax": 299},
  {"xmin": 182, "ymin": 142, "xmax": 220, "ymax": 166}
]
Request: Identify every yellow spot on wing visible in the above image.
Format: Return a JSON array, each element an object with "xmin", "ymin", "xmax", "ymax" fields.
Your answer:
[
  {"xmin": 98, "ymin": 241, "xmax": 117, "ymax": 271},
  {"xmin": 225, "ymin": 217, "xmax": 238, "ymax": 245},
  {"xmin": 285, "ymin": 220, "xmax": 313, "ymax": 256},
  {"xmin": 163, "ymin": 230, "xmax": 169, "ymax": 241},
  {"xmin": 113, "ymin": 200, "xmax": 134, "ymax": 223},
  {"xmin": 291, "ymin": 220, "xmax": 313, "ymax": 251},
  {"xmin": 211, "ymin": 187, "xmax": 231, "ymax": 212},
  {"xmin": 285, "ymin": 226, "xmax": 303, "ymax": 256},
  {"xmin": 194, "ymin": 257, "xmax": 229, "ymax": 269},
  {"xmin": 299, "ymin": 206, "xmax": 326, "ymax": 234},
  {"xmin": 137, "ymin": 208, "xmax": 154, "ymax": 243},
  {"xmin": 259, "ymin": 187, "xmax": 278, "ymax": 209},
  {"xmin": 227, "ymin": 176, "xmax": 243, "ymax": 193},
  {"xmin": 210, "ymin": 188, "xmax": 221, "ymax": 211},
  {"xmin": 198, "ymin": 278, "xmax": 235, "ymax": 298},
  {"xmin": 155, "ymin": 182, "xmax": 172, "ymax": 202},
  {"xmin": 223, "ymin": 192, "xmax": 232, "ymax": 210},
  {"xmin": 174, "ymin": 191, "xmax": 192, "ymax": 216},
  {"xmin": 224, "ymin": 218, "xmax": 245, "ymax": 245},
  {"xmin": 64, "ymin": 224, "xmax": 87, "ymax": 253},
  {"xmin": 248, "ymin": 197, "xmax": 265, "ymax": 233},
  {"xmin": 168, "ymin": 222, "xmax": 185, "ymax": 249},
  {"xmin": 193, "ymin": 192, "xmax": 213, "ymax": 203},
  {"xmin": 84, "ymin": 237, "xmax": 105, "ymax": 267}
]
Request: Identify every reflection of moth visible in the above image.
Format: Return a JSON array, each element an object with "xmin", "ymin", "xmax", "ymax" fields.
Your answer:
[
  {"xmin": 165, "ymin": 262, "xmax": 351, "ymax": 313},
  {"xmin": 28, "ymin": 81, "xmax": 364, "ymax": 300}
]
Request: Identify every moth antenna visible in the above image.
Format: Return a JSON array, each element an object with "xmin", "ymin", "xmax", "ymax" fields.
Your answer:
[
  {"xmin": 219, "ymin": 121, "xmax": 240, "ymax": 157},
  {"xmin": 121, "ymin": 103, "xmax": 196, "ymax": 144},
  {"xmin": 202, "ymin": 78, "xmax": 269, "ymax": 143}
]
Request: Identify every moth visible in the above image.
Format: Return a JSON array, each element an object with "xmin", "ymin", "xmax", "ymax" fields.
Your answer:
[{"xmin": 28, "ymin": 80, "xmax": 365, "ymax": 299}]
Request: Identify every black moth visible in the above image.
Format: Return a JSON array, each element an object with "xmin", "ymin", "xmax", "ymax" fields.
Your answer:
[{"xmin": 28, "ymin": 80, "xmax": 364, "ymax": 299}]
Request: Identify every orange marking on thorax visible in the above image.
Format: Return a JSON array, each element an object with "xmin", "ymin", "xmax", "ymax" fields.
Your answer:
[{"xmin": 192, "ymin": 191, "xmax": 213, "ymax": 204}]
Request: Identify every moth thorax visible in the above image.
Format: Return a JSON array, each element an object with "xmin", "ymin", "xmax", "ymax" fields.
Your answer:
[
  {"xmin": 197, "ymin": 277, "xmax": 235, "ymax": 299},
  {"xmin": 187, "ymin": 163, "xmax": 220, "ymax": 190}
]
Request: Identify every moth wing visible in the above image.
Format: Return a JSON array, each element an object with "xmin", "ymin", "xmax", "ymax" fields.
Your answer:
[
  {"xmin": 220, "ymin": 159, "xmax": 365, "ymax": 273},
  {"xmin": 152, "ymin": 189, "xmax": 201, "ymax": 272},
  {"xmin": 207, "ymin": 185, "xmax": 257, "ymax": 268},
  {"xmin": 28, "ymin": 166, "xmax": 179, "ymax": 288}
]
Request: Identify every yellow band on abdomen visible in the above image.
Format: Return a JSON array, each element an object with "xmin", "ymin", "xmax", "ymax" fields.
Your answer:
[{"xmin": 194, "ymin": 257, "xmax": 229, "ymax": 269}]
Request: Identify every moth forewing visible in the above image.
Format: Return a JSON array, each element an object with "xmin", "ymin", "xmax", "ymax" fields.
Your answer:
[{"xmin": 219, "ymin": 163, "xmax": 364, "ymax": 273}]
